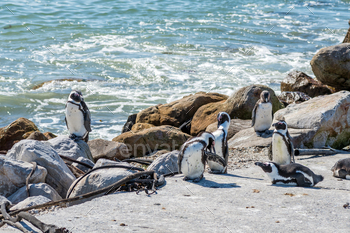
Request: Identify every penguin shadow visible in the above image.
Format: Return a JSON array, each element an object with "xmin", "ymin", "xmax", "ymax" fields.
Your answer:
[
  {"xmin": 189, "ymin": 177, "xmax": 241, "ymax": 189},
  {"xmin": 219, "ymin": 173, "xmax": 264, "ymax": 181},
  {"xmin": 270, "ymin": 184, "xmax": 322, "ymax": 190},
  {"xmin": 256, "ymin": 130, "xmax": 273, "ymax": 138}
]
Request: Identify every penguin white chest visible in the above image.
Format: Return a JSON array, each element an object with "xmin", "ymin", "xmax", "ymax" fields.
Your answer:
[
  {"xmin": 272, "ymin": 133, "xmax": 291, "ymax": 165},
  {"xmin": 181, "ymin": 143, "xmax": 205, "ymax": 179},
  {"xmin": 254, "ymin": 103, "xmax": 272, "ymax": 132},
  {"xmin": 65, "ymin": 103, "xmax": 86, "ymax": 137}
]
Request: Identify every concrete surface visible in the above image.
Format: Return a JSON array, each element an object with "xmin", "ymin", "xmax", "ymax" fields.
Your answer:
[{"xmin": 2, "ymin": 153, "xmax": 350, "ymax": 233}]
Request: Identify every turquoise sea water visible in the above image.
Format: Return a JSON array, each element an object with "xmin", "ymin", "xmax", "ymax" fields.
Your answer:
[{"xmin": 0, "ymin": 0, "xmax": 349, "ymax": 140}]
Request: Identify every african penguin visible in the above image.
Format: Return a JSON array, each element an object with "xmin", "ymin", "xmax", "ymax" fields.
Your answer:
[
  {"xmin": 255, "ymin": 162, "xmax": 324, "ymax": 187},
  {"xmin": 178, "ymin": 132, "xmax": 216, "ymax": 182},
  {"xmin": 270, "ymin": 120, "xmax": 294, "ymax": 165},
  {"xmin": 208, "ymin": 112, "xmax": 230, "ymax": 174},
  {"xmin": 251, "ymin": 90, "xmax": 273, "ymax": 136},
  {"xmin": 65, "ymin": 90, "xmax": 92, "ymax": 142},
  {"xmin": 331, "ymin": 158, "xmax": 350, "ymax": 179}
]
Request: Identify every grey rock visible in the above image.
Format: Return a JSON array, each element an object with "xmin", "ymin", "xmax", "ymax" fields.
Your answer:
[
  {"xmin": 67, "ymin": 166, "xmax": 137, "ymax": 198},
  {"xmin": 0, "ymin": 155, "xmax": 47, "ymax": 197},
  {"xmin": 7, "ymin": 140, "xmax": 76, "ymax": 198},
  {"xmin": 206, "ymin": 119, "xmax": 251, "ymax": 141},
  {"xmin": 228, "ymin": 127, "xmax": 273, "ymax": 149},
  {"xmin": 7, "ymin": 183, "xmax": 62, "ymax": 204},
  {"xmin": 274, "ymin": 91, "xmax": 350, "ymax": 149},
  {"xmin": 48, "ymin": 135, "xmax": 93, "ymax": 162},
  {"xmin": 147, "ymin": 150, "xmax": 179, "ymax": 175},
  {"xmin": 88, "ymin": 139, "xmax": 130, "ymax": 161},
  {"xmin": 10, "ymin": 195, "xmax": 51, "ymax": 211},
  {"xmin": 278, "ymin": 91, "xmax": 311, "ymax": 107},
  {"xmin": 122, "ymin": 113, "xmax": 137, "ymax": 133},
  {"xmin": 72, "ymin": 157, "xmax": 95, "ymax": 173},
  {"xmin": 311, "ymin": 43, "xmax": 350, "ymax": 90}
]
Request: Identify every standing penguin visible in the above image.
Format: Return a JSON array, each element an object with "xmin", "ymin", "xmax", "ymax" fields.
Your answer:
[
  {"xmin": 208, "ymin": 112, "xmax": 230, "ymax": 174},
  {"xmin": 251, "ymin": 90, "xmax": 273, "ymax": 136},
  {"xmin": 331, "ymin": 158, "xmax": 350, "ymax": 179},
  {"xmin": 269, "ymin": 120, "xmax": 294, "ymax": 165},
  {"xmin": 65, "ymin": 90, "xmax": 92, "ymax": 142},
  {"xmin": 178, "ymin": 132, "xmax": 216, "ymax": 182},
  {"xmin": 255, "ymin": 162, "xmax": 324, "ymax": 187}
]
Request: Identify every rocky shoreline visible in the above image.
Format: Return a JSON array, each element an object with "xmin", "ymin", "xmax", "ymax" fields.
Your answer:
[{"xmin": 0, "ymin": 23, "xmax": 350, "ymax": 233}]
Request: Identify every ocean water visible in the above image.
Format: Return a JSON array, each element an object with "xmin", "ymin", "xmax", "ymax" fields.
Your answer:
[{"xmin": 0, "ymin": 0, "xmax": 349, "ymax": 140}]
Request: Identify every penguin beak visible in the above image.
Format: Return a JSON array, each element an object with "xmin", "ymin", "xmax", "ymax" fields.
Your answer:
[
  {"xmin": 272, "ymin": 122, "xmax": 276, "ymax": 127},
  {"xmin": 255, "ymin": 162, "xmax": 263, "ymax": 167}
]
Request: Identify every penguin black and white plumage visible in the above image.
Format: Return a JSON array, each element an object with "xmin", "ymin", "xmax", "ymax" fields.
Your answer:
[
  {"xmin": 255, "ymin": 162, "xmax": 324, "ymax": 187},
  {"xmin": 331, "ymin": 158, "xmax": 350, "ymax": 179},
  {"xmin": 208, "ymin": 112, "xmax": 230, "ymax": 174},
  {"xmin": 270, "ymin": 120, "xmax": 294, "ymax": 165},
  {"xmin": 251, "ymin": 90, "xmax": 273, "ymax": 135},
  {"xmin": 65, "ymin": 90, "xmax": 92, "ymax": 142},
  {"xmin": 178, "ymin": 132, "xmax": 216, "ymax": 182}
]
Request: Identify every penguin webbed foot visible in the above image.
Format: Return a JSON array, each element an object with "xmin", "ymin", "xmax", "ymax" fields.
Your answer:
[
  {"xmin": 69, "ymin": 134, "xmax": 84, "ymax": 142},
  {"xmin": 193, "ymin": 174, "xmax": 203, "ymax": 183},
  {"xmin": 208, "ymin": 170, "xmax": 223, "ymax": 174}
]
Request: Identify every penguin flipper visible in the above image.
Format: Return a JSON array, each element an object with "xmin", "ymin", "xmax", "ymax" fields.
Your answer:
[
  {"xmin": 290, "ymin": 173, "xmax": 312, "ymax": 187},
  {"xmin": 64, "ymin": 117, "xmax": 69, "ymax": 130},
  {"xmin": 286, "ymin": 131, "xmax": 295, "ymax": 163},
  {"xmin": 205, "ymin": 151, "xmax": 227, "ymax": 167},
  {"xmin": 268, "ymin": 143, "xmax": 273, "ymax": 161},
  {"xmin": 251, "ymin": 103, "xmax": 258, "ymax": 127},
  {"xmin": 81, "ymin": 101, "xmax": 92, "ymax": 132}
]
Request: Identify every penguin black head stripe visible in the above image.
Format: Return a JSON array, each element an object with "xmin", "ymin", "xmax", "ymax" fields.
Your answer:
[
  {"xmin": 273, "ymin": 120, "xmax": 287, "ymax": 131},
  {"xmin": 217, "ymin": 112, "xmax": 230, "ymax": 126},
  {"xmin": 261, "ymin": 90, "xmax": 270, "ymax": 103},
  {"xmin": 70, "ymin": 90, "xmax": 83, "ymax": 103}
]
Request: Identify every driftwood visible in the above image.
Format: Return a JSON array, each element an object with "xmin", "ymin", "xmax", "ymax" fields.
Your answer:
[
  {"xmin": 122, "ymin": 158, "xmax": 153, "ymax": 165},
  {"xmin": 0, "ymin": 170, "xmax": 156, "ymax": 221},
  {"xmin": 59, "ymin": 154, "xmax": 93, "ymax": 169},
  {"xmin": 294, "ymin": 148, "xmax": 345, "ymax": 156},
  {"xmin": 1, "ymin": 203, "xmax": 69, "ymax": 233}
]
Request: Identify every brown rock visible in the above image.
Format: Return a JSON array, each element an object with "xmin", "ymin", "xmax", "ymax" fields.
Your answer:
[
  {"xmin": 26, "ymin": 131, "xmax": 48, "ymax": 141},
  {"xmin": 88, "ymin": 139, "xmax": 131, "ymax": 161},
  {"xmin": 206, "ymin": 119, "xmax": 251, "ymax": 140},
  {"xmin": 0, "ymin": 118, "xmax": 39, "ymax": 151},
  {"xmin": 112, "ymin": 126, "xmax": 190, "ymax": 157},
  {"xmin": 131, "ymin": 123, "xmax": 154, "ymax": 132},
  {"xmin": 280, "ymin": 71, "xmax": 333, "ymax": 97},
  {"xmin": 43, "ymin": 132, "xmax": 57, "ymax": 139},
  {"xmin": 190, "ymin": 85, "xmax": 283, "ymax": 135},
  {"xmin": 310, "ymin": 44, "xmax": 350, "ymax": 90},
  {"xmin": 342, "ymin": 20, "xmax": 350, "ymax": 43},
  {"xmin": 278, "ymin": 91, "xmax": 311, "ymax": 107},
  {"xmin": 135, "ymin": 92, "xmax": 228, "ymax": 127}
]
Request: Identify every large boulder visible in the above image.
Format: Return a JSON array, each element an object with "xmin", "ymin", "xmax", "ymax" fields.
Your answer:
[
  {"xmin": 280, "ymin": 71, "xmax": 333, "ymax": 97},
  {"xmin": 310, "ymin": 43, "xmax": 350, "ymax": 90},
  {"xmin": 136, "ymin": 92, "xmax": 228, "ymax": 127},
  {"xmin": 88, "ymin": 139, "xmax": 130, "ymax": 161},
  {"xmin": 0, "ymin": 118, "xmax": 39, "ymax": 152},
  {"xmin": 228, "ymin": 127, "xmax": 273, "ymax": 149},
  {"xmin": 67, "ymin": 166, "xmax": 137, "ymax": 198},
  {"xmin": 0, "ymin": 155, "xmax": 47, "ymax": 197},
  {"xmin": 48, "ymin": 136, "xmax": 93, "ymax": 162},
  {"xmin": 113, "ymin": 126, "xmax": 190, "ymax": 157},
  {"xmin": 206, "ymin": 119, "xmax": 251, "ymax": 141},
  {"xmin": 72, "ymin": 157, "xmax": 95, "ymax": 173},
  {"xmin": 147, "ymin": 150, "xmax": 179, "ymax": 176},
  {"xmin": 26, "ymin": 131, "xmax": 48, "ymax": 141},
  {"xmin": 10, "ymin": 196, "xmax": 51, "ymax": 211},
  {"xmin": 191, "ymin": 85, "xmax": 283, "ymax": 135},
  {"xmin": 274, "ymin": 91, "xmax": 350, "ymax": 149},
  {"xmin": 7, "ymin": 183, "xmax": 62, "ymax": 204},
  {"xmin": 6, "ymin": 140, "xmax": 76, "ymax": 198},
  {"xmin": 131, "ymin": 123, "xmax": 155, "ymax": 132},
  {"xmin": 278, "ymin": 91, "xmax": 311, "ymax": 107}
]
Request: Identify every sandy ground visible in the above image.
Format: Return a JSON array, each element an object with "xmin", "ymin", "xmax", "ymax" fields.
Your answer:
[{"xmin": 2, "ymin": 153, "xmax": 350, "ymax": 233}]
